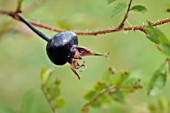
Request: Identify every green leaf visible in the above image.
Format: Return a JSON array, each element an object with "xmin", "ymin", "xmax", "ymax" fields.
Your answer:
[
  {"xmin": 148, "ymin": 61, "xmax": 168, "ymax": 96},
  {"xmin": 91, "ymin": 93, "xmax": 112, "ymax": 107},
  {"xmin": 110, "ymin": 71, "xmax": 130, "ymax": 86},
  {"xmin": 40, "ymin": 66, "xmax": 54, "ymax": 84},
  {"xmin": 107, "ymin": 0, "xmax": 116, "ymax": 4},
  {"xmin": 131, "ymin": 5, "xmax": 147, "ymax": 14},
  {"xmin": 144, "ymin": 21, "xmax": 169, "ymax": 44},
  {"xmin": 112, "ymin": 2, "xmax": 127, "ymax": 17},
  {"xmin": 84, "ymin": 90, "xmax": 97, "ymax": 101},
  {"xmin": 93, "ymin": 82, "xmax": 107, "ymax": 92},
  {"xmin": 111, "ymin": 91, "xmax": 126, "ymax": 104},
  {"xmin": 144, "ymin": 21, "xmax": 170, "ymax": 56},
  {"xmin": 101, "ymin": 67, "xmax": 116, "ymax": 82},
  {"xmin": 53, "ymin": 96, "xmax": 65, "ymax": 109},
  {"xmin": 101, "ymin": 67, "xmax": 130, "ymax": 86}
]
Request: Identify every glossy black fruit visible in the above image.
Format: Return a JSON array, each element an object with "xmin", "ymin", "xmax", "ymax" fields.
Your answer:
[{"xmin": 46, "ymin": 31, "xmax": 78, "ymax": 65}]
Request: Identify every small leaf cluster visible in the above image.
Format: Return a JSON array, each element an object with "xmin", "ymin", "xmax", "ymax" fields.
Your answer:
[
  {"xmin": 40, "ymin": 67, "xmax": 65, "ymax": 111},
  {"xmin": 108, "ymin": 0, "xmax": 147, "ymax": 17},
  {"xmin": 82, "ymin": 67, "xmax": 143, "ymax": 113}
]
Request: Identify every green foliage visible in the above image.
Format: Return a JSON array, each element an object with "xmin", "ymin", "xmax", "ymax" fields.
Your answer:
[
  {"xmin": 144, "ymin": 21, "xmax": 169, "ymax": 44},
  {"xmin": 83, "ymin": 67, "xmax": 143, "ymax": 112},
  {"xmin": 111, "ymin": 2, "xmax": 127, "ymax": 17},
  {"xmin": 40, "ymin": 67, "xmax": 65, "ymax": 110},
  {"xmin": 131, "ymin": 5, "xmax": 147, "ymax": 14},
  {"xmin": 144, "ymin": 21, "xmax": 170, "ymax": 56},
  {"xmin": 148, "ymin": 60, "xmax": 168, "ymax": 96}
]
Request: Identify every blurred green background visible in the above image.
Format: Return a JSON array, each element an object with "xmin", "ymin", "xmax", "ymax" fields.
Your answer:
[{"xmin": 0, "ymin": 0, "xmax": 170, "ymax": 113}]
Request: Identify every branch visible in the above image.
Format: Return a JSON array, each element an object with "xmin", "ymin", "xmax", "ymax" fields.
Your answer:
[
  {"xmin": 118, "ymin": 0, "xmax": 133, "ymax": 28},
  {"xmin": 82, "ymin": 85, "xmax": 114, "ymax": 113},
  {"xmin": 0, "ymin": 0, "xmax": 170, "ymax": 36}
]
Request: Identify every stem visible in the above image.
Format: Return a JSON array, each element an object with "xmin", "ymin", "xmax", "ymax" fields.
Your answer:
[
  {"xmin": 118, "ymin": 0, "xmax": 133, "ymax": 28},
  {"xmin": 41, "ymin": 84, "xmax": 58, "ymax": 113},
  {"xmin": 29, "ymin": 17, "xmax": 170, "ymax": 35},
  {"xmin": 82, "ymin": 85, "xmax": 114, "ymax": 113},
  {"xmin": 1, "ymin": 9, "xmax": 170, "ymax": 36},
  {"xmin": 17, "ymin": 15, "xmax": 50, "ymax": 42}
]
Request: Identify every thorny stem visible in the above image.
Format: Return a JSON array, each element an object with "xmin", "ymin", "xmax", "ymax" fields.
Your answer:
[
  {"xmin": 25, "ymin": 17, "xmax": 170, "ymax": 35},
  {"xmin": 0, "ymin": 0, "xmax": 170, "ymax": 36}
]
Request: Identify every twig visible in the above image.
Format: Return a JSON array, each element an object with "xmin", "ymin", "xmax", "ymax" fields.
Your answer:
[
  {"xmin": 118, "ymin": 0, "xmax": 133, "ymax": 28},
  {"xmin": 41, "ymin": 84, "xmax": 58, "ymax": 113},
  {"xmin": 1, "ymin": 0, "xmax": 170, "ymax": 36},
  {"xmin": 82, "ymin": 85, "xmax": 114, "ymax": 113},
  {"xmin": 0, "ymin": 9, "xmax": 170, "ymax": 36}
]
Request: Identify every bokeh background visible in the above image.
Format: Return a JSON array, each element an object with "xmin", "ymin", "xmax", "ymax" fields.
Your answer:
[{"xmin": 0, "ymin": 0, "xmax": 170, "ymax": 113}]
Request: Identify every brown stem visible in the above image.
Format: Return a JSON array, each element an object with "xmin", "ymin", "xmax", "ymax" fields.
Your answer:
[
  {"xmin": 118, "ymin": 0, "xmax": 133, "ymax": 28},
  {"xmin": 30, "ymin": 17, "xmax": 170, "ymax": 35},
  {"xmin": 0, "ymin": 7, "xmax": 170, "ymax": 36}
]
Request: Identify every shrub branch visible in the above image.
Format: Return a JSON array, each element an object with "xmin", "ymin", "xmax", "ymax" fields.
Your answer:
[{"xmin": 0, "ymin": 0, "xmax": 170, "ymax": 36}]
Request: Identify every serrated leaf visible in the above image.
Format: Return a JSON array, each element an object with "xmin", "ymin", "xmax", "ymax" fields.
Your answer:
[
  {"xmin": 131, "ymin": 5, "xmax": 147, "ymax": 14},
  {"xmin": 107, "ymin": 0, "xmax": 116, "ymax": 4},
  {"xmin": 112, "ymin": 2, "xmax": 127, "ymax": 17},
  {"xmin": 148, "ymin": 61, "xmax": 168, "ymax": 96}
]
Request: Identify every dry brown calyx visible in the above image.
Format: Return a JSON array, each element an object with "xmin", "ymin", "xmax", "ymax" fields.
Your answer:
[{"xmin": 70, "ymin": 46, "xmax": 110, "ymax": 80}]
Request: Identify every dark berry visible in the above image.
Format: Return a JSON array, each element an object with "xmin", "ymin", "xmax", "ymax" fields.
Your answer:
[
  {"xmin": 46, "ymin": 31, "xmax": 110, "ymax": 79},
  {"xmin": 46, "ymin": 31, "xmax": 78, "ymax": 65}
]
